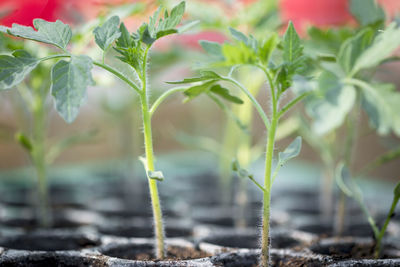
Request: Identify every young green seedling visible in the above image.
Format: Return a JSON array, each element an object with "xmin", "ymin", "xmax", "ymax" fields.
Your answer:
[
  {"xmin": 0, "ymin": 1, "xmax": 196, "ymax": 258},
  {"xmin": 337, "ymin": 164, "xmax": 400, "ymax": 258},
  {"xmin": 296, "ymin": 0, "xmax": 400, "ymax": 235},
  {"xmin": 169, "ymin": 23, "xmax": 308, "ymax": 266},
  {"xmin": 175, "ymin": 0, "xmax": 281, "ymax": 218},
  {"xmin": 0, "ymin": 37, "xmax": 96, "ymax": 227}
]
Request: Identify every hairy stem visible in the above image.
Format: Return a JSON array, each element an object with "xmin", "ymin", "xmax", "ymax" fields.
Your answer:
[
  {"xmin": 277, "ymin": 92, "xmax": 311, "ymax": 118},
  {"xmin": 141, "ymin": 93, "xmax": 165, "ymax": 258},
  {"xmin": 261, "ymin": 77, "xmax": 278, "ymax": 266},
  {"xmin": 140, "ymin": 47, "xmax": 165, "ymax": 259},
  {"xmin": 261, "ymin": 115, "xmax": 277, "ymax": 267}
]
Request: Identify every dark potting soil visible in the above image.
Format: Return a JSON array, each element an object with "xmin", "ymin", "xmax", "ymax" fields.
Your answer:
[
  {"xmin": 210, "ymin": 249, "xmax": 331, "ymax": 267},
  {"xmin": 0, "ymin": 252, "xmax": 109, "ymax": 267},
  {"xmin": 310, "ymin": 238, "xmax": 400, "ymax": 260},
  {"xmin": 296, "ymin": 221, "xmax": 374, "ymax": 237},
  {"xmin": 98, "ymin": 224, "xmax": 192, "ymax": 238},
  {"xmin": 0, "ymin": 232, "xmax": 100, "ymax": 251},
  {"xmin": 200, "ymin": 230, "xmax": 301, "ymax": 250},
  {"xmin": 101, "ymin": 243, "xmax": 211, "ymax": 261}
]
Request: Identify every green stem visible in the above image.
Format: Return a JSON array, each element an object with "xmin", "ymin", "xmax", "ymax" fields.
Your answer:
[
  {"xmin": 248, "ymin": 175, "xmax": 266, "ymax": 192},
  {"xmin": 40, "ymin": 54, "xmax": 71, "ymax": 62},
  {"xmin": 222, "ymin": 77, "xmax": 270, "ymax": 130},
  {"xmin": 261, "ymin": 115, "xmax": 277, "ymax": 267},
  {"xmin": 93, "ymin": 61, "xmax": 141, "ymax": 94},
  {"xmin": 149, "ymin": 87, "xmax": 187, "ymax": 118},
  {"xmin": 140, "ymin": 46, "xmax": 165, "ymax": 259},
  {"xmin": 261, "ymin": 76, "xmax": 278, "ymax": 266},
  {"xmin": 277, "ymin": 92, "xmax": 311, "ymax": 118},
  {"xmin": 374, "ymin": 195, "xmax": 400, "ymax": 258},
  {"xmin": 142, "ymin": 95, "xmax": 165, "ymax": 258}
]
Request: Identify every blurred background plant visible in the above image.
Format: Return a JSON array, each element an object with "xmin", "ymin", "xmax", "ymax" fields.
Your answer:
[{"xmin": 284, "ymin": 0, "xmax": 400, "ymax": 236}]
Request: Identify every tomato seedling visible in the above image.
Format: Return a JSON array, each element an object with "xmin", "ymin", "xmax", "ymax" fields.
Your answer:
[
  {"xmin": 0, "ymin": 32, "xmax": 96, "ymax": 227},
  {"xmin": 296, "ymin": 0, "xmax": 400, "ymax": 236},
  {"xmin": 0, "ymin": 1, "xmax": 196, "ymax": 258},
  {"xmin": 337, "ymin": 164, "xmax": 400, "ymax": 258},
  {"xmin": 170, "ymin": 22, "xmax": 309, "ymax": 266}
]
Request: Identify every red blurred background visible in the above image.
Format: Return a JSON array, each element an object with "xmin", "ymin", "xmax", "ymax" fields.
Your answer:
[{"xmin": 2, "ymin": 0, "xmax": 399, "ymax": 30}]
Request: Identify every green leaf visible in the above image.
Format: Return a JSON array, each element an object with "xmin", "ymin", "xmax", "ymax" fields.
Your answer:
[
  {"xmin": 167, "ymin": 77, "xmax": 212, "ymax": 84},
  {"xmin": 199, "ymin": 41, "xmax": 224, "ymax": 60},
  {"xmin": 183, "ymin": 80, "xmax": 215, "ymax": 101},
  {"xmin": 306, "ymin": 27, "xmax": 353, "ymax": 58},
  {"xmin": 167, "ymin": 70, "xmax": 221, "ymax": 84},
  {"xmin": 222, "ymin": 42, "xmax": 257, "ymax": 65},
  {"xmin": 353, "ymin": 23, "xmax": 400, "ymax": 75},
  {"xmin": 232, "ymin": 159, "xmax": 240, "ymax": 172},
  {"xmin": 272, "ymin": 136, "xmax": 302, "ymax": 184},
  {"xmin": 7, "ymin": 19, "xmax": 72, "ymax": 49},
  {"xmin": 338, "ymin": 28, "xmax": 374, "ymax": 74},
  {"xmin": 93, "ymin": 16, "xmax": 121, "ymax": 51},
  {"xmin": 231, "ymin": 160, "xmax": 250, "ymax": 178},
  {"xmin": 141, "ymin": 1, "xmax": 185, "ymax": 45},
  {"xmin": 350, "ymin": 0, "xmax": 385, "ymax": 27},
  {"xmin": 210, "ymin": 84, "xmax": 243, "ymax": 104},
  {"xmin": 148, "ymin": 170, "xmax": 164, "ymax": 181},
  {"xmin": 278, "ymin": 136, "xmax": 302, "ymax": 164},
  {"xmin": 200, "ymin": 70, "xmax": 222, "ymax": 79},
  {"xmin": 282, "ymin": 21, "xmax": 303, "ymax": 68},
  {"xmin": 360, "ymin": 83, "xmax": 400, "ymax": 136},
  {"xmin": 156, "ymin": 28, "xmax": 178, "ymax": 39},
  {"xmin": 276, "ymin": 65, "xmax": 291, "ymax": 91},
  {"xmin": 308, "ymin": 71, "xmax": 356, "ymax": 135},
  {"xmin": 259, "ymin": 34, "xmax": 278, "ymax": 65},
  {"xmin": 15, "ymin": 132, "xmax": 32, "ymax": 152},
  {"xmin": 141, "ymin": 26, "xmax": 156, "ymax": 45},
  {"xmin": 51, "ymin": 55, "xmax": 94, "ymax": 123},
  {"xmin": 166, "ymin": 1, "xmax": 185, "ymax": 29},
  {"xmin": 229, "ymin": 27, "xmax": 248, "ymax": 44},
  {"xmin": 116, "ymin": 23, "xmax": 132, "ymax": 48},
  {"xmin": 114, "ymin": 23, "xmax": 142, "ymax": 70},
  {"xmin": 0, "ymin": 50, "xmax": 39, "ymax": 90}
]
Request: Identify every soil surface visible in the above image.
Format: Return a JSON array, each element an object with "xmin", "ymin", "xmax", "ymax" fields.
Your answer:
[
  {"xmin": 0, "ymin": 233, "xmax": 100, "ymax": 251},
  {"xmin": 310, "ymin": 238, "xmax": 400, "ymax": 260},
  {"xmin": 101, "ymin": 243, "xmax": 211, "ymax": 261}
]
